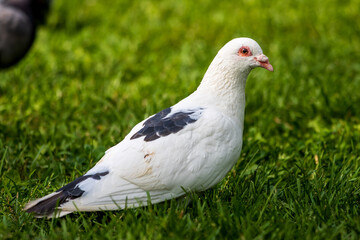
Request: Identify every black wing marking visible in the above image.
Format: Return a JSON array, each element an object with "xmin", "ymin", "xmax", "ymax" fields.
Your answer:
[
  {"xmin": 25, "ymin": 171, "xmax": 109, "ymax": 216},
  {"xmin": 130, "ymin": 107, "xmax": 204, "ymax": 142},
  {"xmin": 56, "ymin": 171, "xmax": 109, "ymax": 197}
]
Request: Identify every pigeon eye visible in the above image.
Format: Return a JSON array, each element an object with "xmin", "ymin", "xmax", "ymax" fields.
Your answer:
[{"xmin": 238, "ymin": 47, "xmax": 252, "ymax": 56}]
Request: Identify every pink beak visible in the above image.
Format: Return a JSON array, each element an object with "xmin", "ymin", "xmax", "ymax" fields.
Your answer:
[{"xmin": 255, "ymin": 54, "xmax": 273, "ymax": 72}]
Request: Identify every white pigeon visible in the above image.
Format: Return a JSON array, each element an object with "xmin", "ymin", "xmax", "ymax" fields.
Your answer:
[{"xmin": 24, "ymin": 37, "xmax": 273, "ymax": 218}]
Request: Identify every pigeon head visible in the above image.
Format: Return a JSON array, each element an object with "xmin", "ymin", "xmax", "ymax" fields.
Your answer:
[
  {"xmin": 198, "ymin": 37, "xmax": 273, "ymax": 96},
  {"xmin": 216, "ymin": 38, "xmax": 273, "ymax": 73}
]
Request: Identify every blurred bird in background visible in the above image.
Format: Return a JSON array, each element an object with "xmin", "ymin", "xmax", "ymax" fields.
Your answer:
[{"xmin": 0, "ymin": 0, "xmax": 51, "ymax": 69}]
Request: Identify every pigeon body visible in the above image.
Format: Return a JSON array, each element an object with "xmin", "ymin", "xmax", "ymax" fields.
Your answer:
[
  {"xmin": 24, "ymin": 38, "xmax": 273, "ymax": 218},
  {"xmin": 0, "ymin": 0, "xmax": 50, "ymax": 68}
]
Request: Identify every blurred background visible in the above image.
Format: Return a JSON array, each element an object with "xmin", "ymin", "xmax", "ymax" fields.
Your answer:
[{"xmin": 0, "ymin": 0, "xmax": 359, "ymax": 238}]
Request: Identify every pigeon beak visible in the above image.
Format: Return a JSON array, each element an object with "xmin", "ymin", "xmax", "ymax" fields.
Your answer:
[{"xmin": 255, "ymin": 54, "xmax": 273, "ymax": 72}]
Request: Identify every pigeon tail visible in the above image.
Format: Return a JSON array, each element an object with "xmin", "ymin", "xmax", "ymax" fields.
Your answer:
[
  {"xmin": 23, "ymin": 191, "xmax": 73, "ymax": 218},
  {"xmin": 24, "ymin": 171, "xmax": 109, "ymax": 218}
]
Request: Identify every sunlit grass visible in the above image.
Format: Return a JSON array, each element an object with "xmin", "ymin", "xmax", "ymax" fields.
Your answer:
[{"xmin": 1, "ymin": 0, "xmax": 360, "ymax": 239}]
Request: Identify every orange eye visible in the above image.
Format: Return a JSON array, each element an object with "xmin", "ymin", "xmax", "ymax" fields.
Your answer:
[{"xmin": 238, "ymin": 46, "xmax": 252, "ymax": 56}]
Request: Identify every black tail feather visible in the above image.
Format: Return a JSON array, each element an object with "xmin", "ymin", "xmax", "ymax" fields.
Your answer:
[
  {"xmin": 25, "ymin": 191, "xmax": 69, "ymax": 216},
  {"xmin": 24, "ymin": 171, "xmax": 109, "ymax": 217}
]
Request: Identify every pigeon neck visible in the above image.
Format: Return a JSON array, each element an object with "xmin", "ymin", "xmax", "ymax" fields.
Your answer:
[{"xmin": 195, "ymin": 59, "xmax": 249, "ymax": 123}]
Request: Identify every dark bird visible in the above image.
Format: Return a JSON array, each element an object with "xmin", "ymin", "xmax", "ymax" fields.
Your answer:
[{"xmin": 0, "ymin": 0, "xmax": 50, "ymax": 68}]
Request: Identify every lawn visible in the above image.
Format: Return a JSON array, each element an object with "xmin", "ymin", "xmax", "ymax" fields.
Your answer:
[{"xmin": 1, "ymin": 0, "xmax": 360, "ymax": 239}]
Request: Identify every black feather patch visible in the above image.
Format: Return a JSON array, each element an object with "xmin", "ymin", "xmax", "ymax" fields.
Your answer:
[
  {"xmin": 56, "ymin": 171, "xmax": 109, "ymax": 195},
  {"xmin": 131, "ymin": 107, "xmax": 204, "ymax": 142},
  {"xmin": 25, "ymin": 171, "xmax": 109, "ymax": 216}
]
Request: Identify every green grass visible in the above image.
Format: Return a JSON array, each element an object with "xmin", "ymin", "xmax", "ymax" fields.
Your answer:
[{"xmin": 1, "ymin": 0, "xmax": 360, "ymax": 239}]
